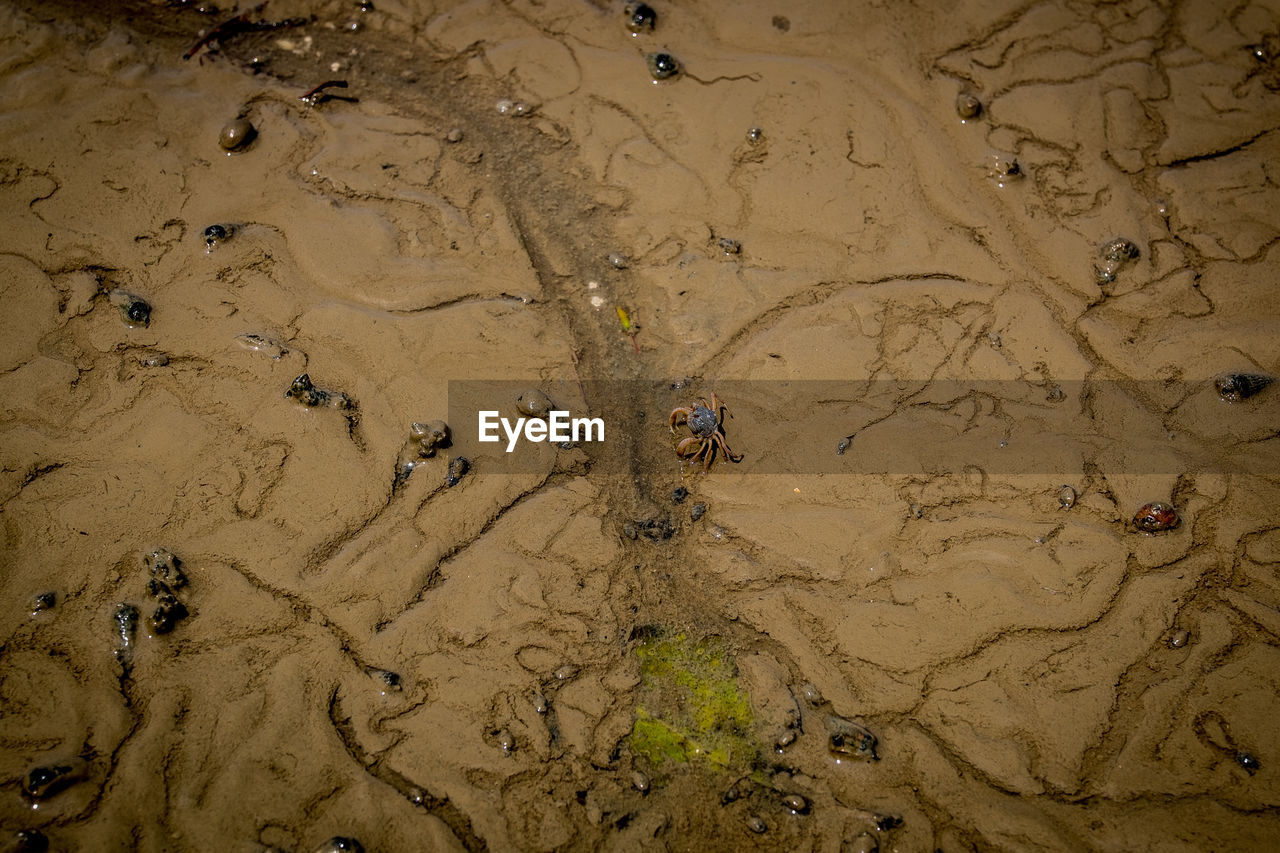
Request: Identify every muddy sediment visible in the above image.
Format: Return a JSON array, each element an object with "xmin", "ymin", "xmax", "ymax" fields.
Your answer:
[{"xmin": 2, "ymin": 0, "xmax": 1279, "ymax": 850}]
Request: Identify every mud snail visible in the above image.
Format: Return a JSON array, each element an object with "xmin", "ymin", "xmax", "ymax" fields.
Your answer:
[{"xmin": 669, "ymin": 392, "xmax": 743, "ymax": 473}]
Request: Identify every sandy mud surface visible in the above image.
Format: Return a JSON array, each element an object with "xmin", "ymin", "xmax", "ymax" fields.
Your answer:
[{"xmin": 2, "ymin": 0, "xmax": 1280, "ymax": 850}]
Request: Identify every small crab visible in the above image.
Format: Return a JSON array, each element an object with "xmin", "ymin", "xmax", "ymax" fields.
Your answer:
[{"xmin": 669, "ymin": 392, "xmax": 743, "ymax": 472}]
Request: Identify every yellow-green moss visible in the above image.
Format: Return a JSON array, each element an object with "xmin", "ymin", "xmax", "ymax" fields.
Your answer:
[{"xmin": 628, "ymin": 632, "xmax": 755, "ymax": 769}]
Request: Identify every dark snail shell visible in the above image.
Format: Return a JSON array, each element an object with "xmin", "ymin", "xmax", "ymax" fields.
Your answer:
[
  {"xmin": 1214, "ymin": 373, "xmax": 1274, "ymax": 403},
  {"xmin": 1133, "ymin": 501, "xmax": 1179, "ymax": 533}
]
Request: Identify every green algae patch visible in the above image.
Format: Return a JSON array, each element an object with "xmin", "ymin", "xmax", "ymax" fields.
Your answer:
[{"xmin": 629, "ymin": 633, "xmax": 755, "ymax": 769}]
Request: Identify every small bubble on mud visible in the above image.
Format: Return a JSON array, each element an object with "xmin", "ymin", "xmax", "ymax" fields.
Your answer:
[
  {"xmin": 775, "ymin": 729, "xmax": 797, "ymax": 751},
  {"xmin": 745, "ymin": 815, "xmax": 768, "ymax": 834},
  {"xmin": 1057, "ymin": 485, "xmax": 1076, "ymax": 509},
  {"xmin": 646, "ymin": 52, "xmax": 680, "ymax": 80},
  {"xmin": 746, "ymin": 126, "xmax": 764, "ymax": 143},
  {"xmin": 631, "ymin": 770, "xmax": 650, "ymax": 793},
  {"xmin": 1168, "ymin": 629, "xmax": 1190, "ymax": 649},
  {"xmin": 32, "ymin": 591, "xmax": 56, "ymax": 614},
  {"xmin": 955, "ymin": 92, "xmax": 982, "ymax": 119},
  {"xmin": 532, "ymin": 690, "xmax": 548, "ymax": 714},
  {"xmin": 1236, "ymin": 751, "xmax": 1261, "ymax": 774},
  {"xmin": 721, "ymin": 783, "xmax": 743, "ymax": 805},
  {"xmin": 554, "ymin": 663, "xmax": 579, "ymax": 681},
  {"xmin": 836, "ymin": 437, "xmax": 851, "ymax": 455},
  {"xmin": 607, "ymin": 251, "xmax": 629, "ymax": 269}
]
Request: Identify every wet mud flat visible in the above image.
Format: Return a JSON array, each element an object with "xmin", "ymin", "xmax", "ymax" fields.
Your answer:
[{"xmin": 2, "ymin": 0, "xmax": 1280, "ymax": 850}]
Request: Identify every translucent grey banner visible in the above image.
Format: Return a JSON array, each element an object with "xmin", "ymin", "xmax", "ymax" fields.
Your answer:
[{"xmin": 445, "ymin": 378, "xmax": 1280, "ymax": 475}]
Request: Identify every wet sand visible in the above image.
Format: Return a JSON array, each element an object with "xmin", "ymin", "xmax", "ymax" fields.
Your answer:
[{"xmin": 2, "ymin": 0, "xmax": 1279, "ymax": 850}]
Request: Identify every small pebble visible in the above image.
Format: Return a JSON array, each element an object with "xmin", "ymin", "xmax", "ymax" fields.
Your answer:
[
  {"xmin": 532, "ymin": 690, "xmax": 548, "ymax": 714},
  {"xmin": 836, "ymin": 437, "xmax": 851, "ymax": 455},
  {"xmin": 145, "ymin": 548, "xmax": 187, "ymax": 588},
  {"xmin": 671, "ymin": 486, "xmax": 688, "ymax": 504},
  {"xmin": 775, "ymin": 729, "xmax": 797, "ymax": 751},
  {"xmin": 690, "ymin": 502, "xmax": 706, "ymax": 522},
  {"xmin": 5, "ymin": 830, "xmax": 49, "ymax": 853},
  {"xmin": 744, "ymin": 815, "xmax": 767, "ymax": 834},
  {"xmin": 445, "ymin": 127, "xmax": 464, "ymax": 143},
  {"xmin": 1215, "ymin": 373, "xmax": 1273, "ymax": 403},
  {"xmin": 799, "ymin": 682, "xmax": 823, "ymax": 704},
  {"xmin": 1236, "ymin": 751, "xmax": 1261, "ymax": 774},
  {"xmin": 721, "ymin": 784, "xmax": 742, "ymax": 805},
  {"xmin": 373, "ymin": 669, "xmax": 402, "ymax": 693},
  {"xmin": 828, "ymin": 720, "xmax": 879, "ymax": 761},
  {"xmin": 554, "ymin": 664, "xmax": 579, "ymax": 681},
  {"xmin": 32, "ymin": 591, "xmax": 56, "ymax": 614},
  {"xmin": 514, "ymin": 388, "xmax": 554, "ymax": 418},
  {"xmin": 496, "ymin": 728, "xmax": 516, "ymax": 754},
  {"xmin": 956, "ymin": 92, "xmax": 982, "ymax": 119},
  {"xmin": 203, "ymin": 223, "xmax": 230, "ymax": 249},
  {"xmin": 21, "ymin": 758, "xmax": 88, "ymax": 801},
  {"xmin": 849, "ymin": 832, "xmax": 879, "ymax": 853},
  {"xmin": 114, "ymin": 603, "xmax": 138, "ymax": 665},
  {"xmin": 1133, "ymin": 501, "xmax": 1179, "ymax": 533},
  {"xmin": 607, "ymin": 252, "xmax": 629, "ymax": 269},
  {"xmin": 446, "ymin": 456, "xmax": 470, "ymax": 487},
  {"xmin": 1057, "ymin": 485, "xmax": 1076, "ymax": 509},
  {"xmin": 781, "ymin": 793, "xmax": 809, "ymax": 815},
  {"xmin": 141, "ymin": 353, "xmax": 170, "ymax": 367},
  {"xmin": 218, "ymin": 117, "xmax": 256, "ymax": 151},
  {"xmin": 311, "ymin": 839, "xmax": 364, "ymax": 853},
  {"xmin": 717, "ymin": 237, "xmax": 742, "ymax": 255},
  {"xmin": 646, "ymin": 52, "xmax": 680, "ymax": 80},
  {"xmin": 988, "ymin": 154, "xmax": 1022, "ymax": 185},
  {"xmin": 625, "ymin": 2, "xmax": 656, "ymax": 33},
  {"xmin": 631, "ymin": 770, "xmax": 650, "ymax": 793},
  {"xmin": 1168, "ymin": 629, "xmax": 1190, "ymax": 649},
  {"xmin": 109, "ymin": 290, "xmax": 151, "ymax": 328},
  {"xmin": 771, "ymin": 15, "xmax": 790, "ymax": 31}
]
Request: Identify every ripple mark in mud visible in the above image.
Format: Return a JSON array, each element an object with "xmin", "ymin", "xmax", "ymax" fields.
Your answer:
[{"xmin": 328, "ymin": 690, "xmax": 487, "ymax": 852}]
